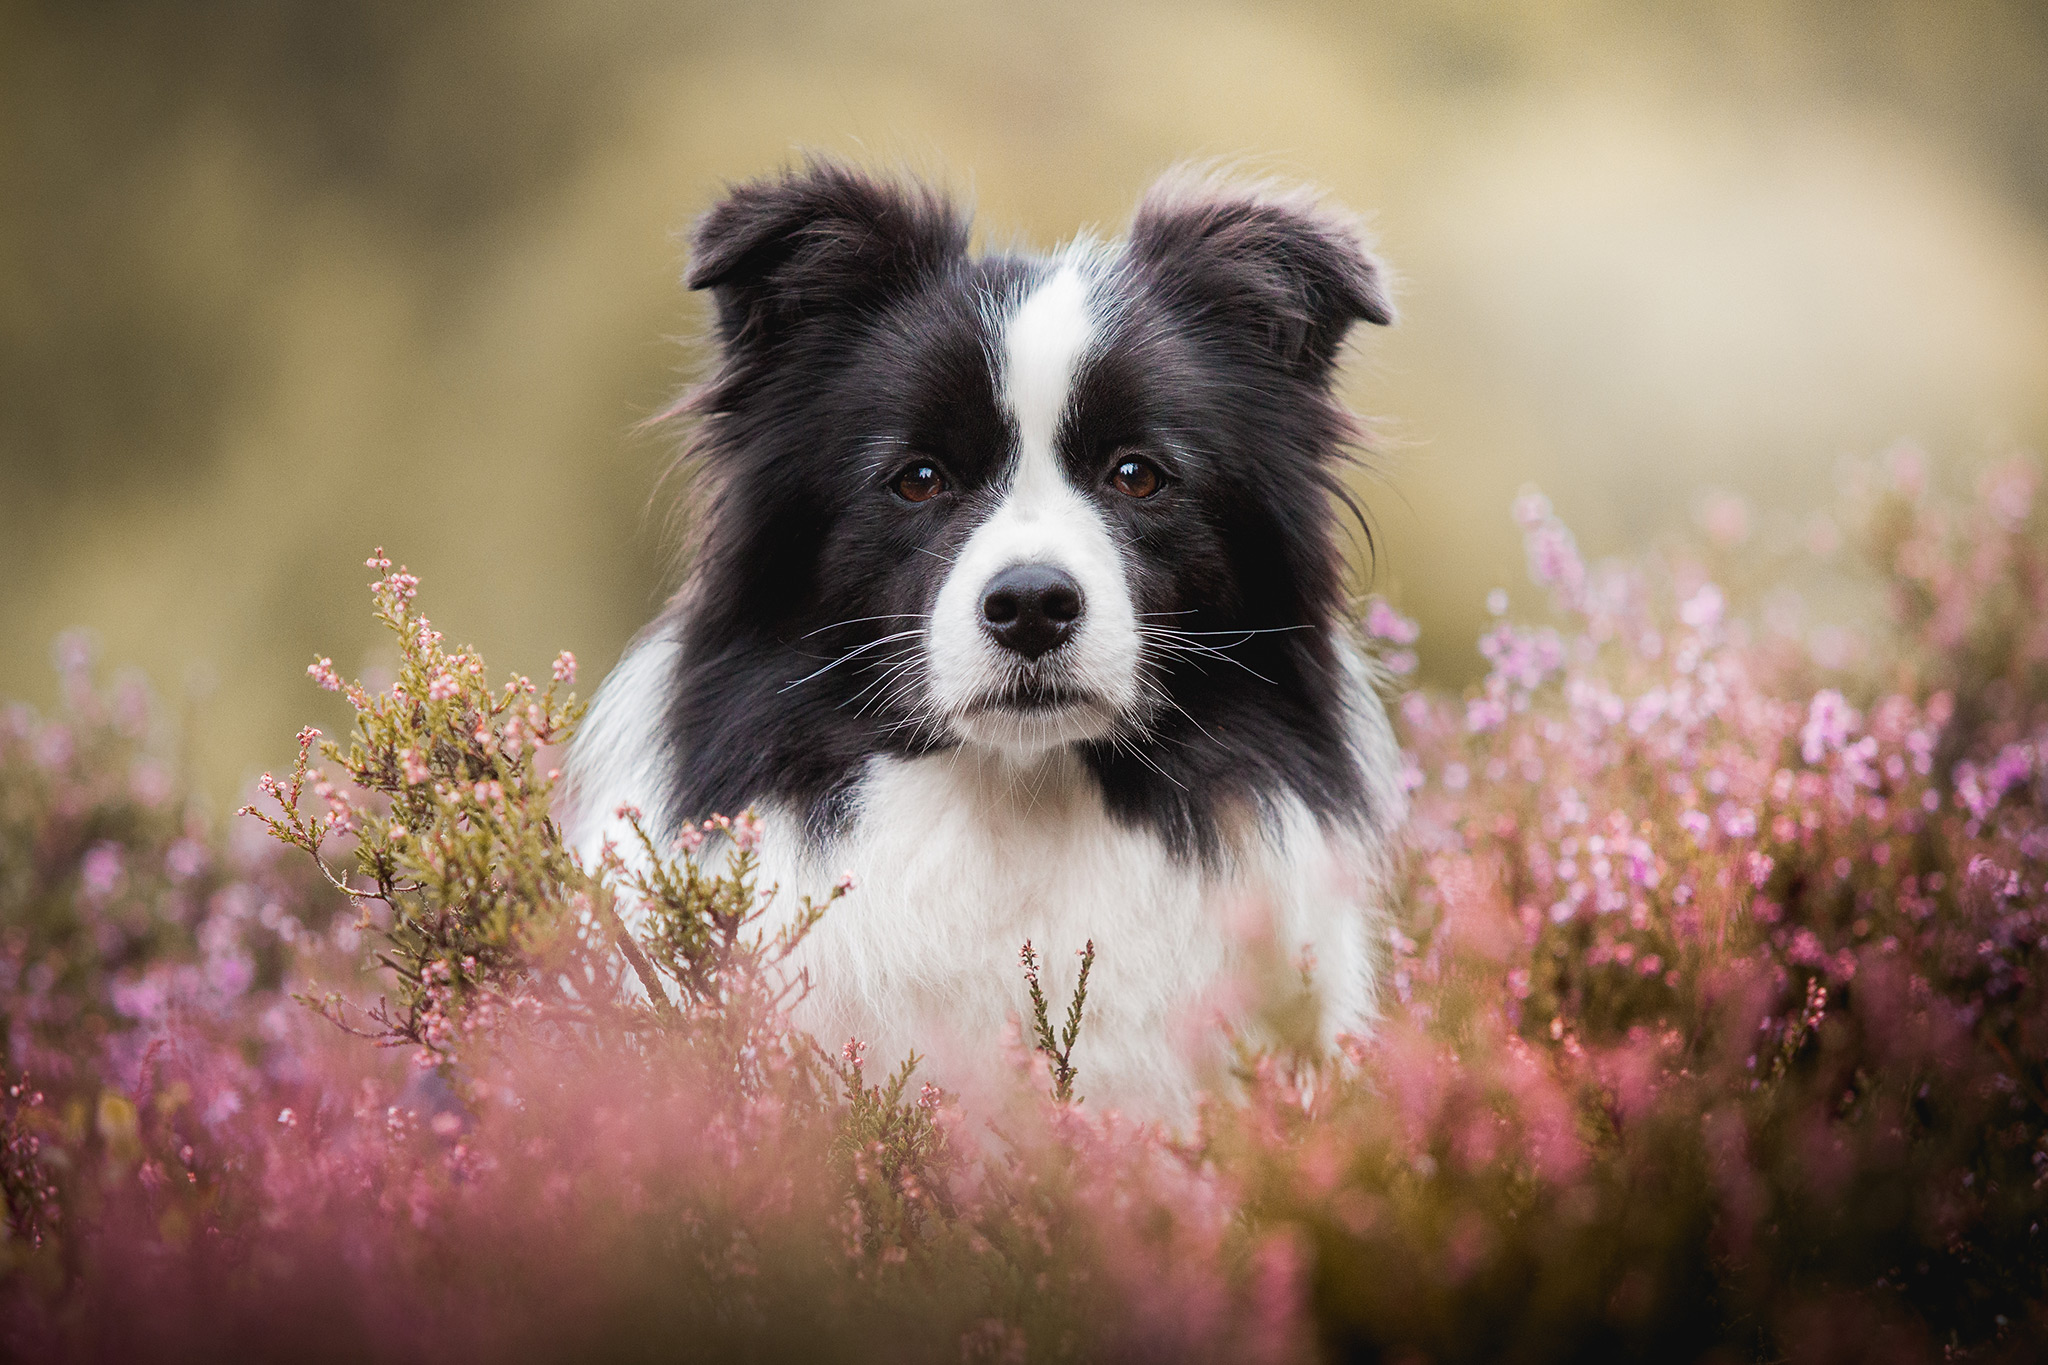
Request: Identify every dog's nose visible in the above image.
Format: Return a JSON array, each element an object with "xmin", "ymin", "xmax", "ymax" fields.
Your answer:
[{"xmin": 980, "ymin": 564, "xmax": 1083, "ymax": 659}]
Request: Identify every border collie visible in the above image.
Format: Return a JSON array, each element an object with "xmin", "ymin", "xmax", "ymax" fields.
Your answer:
[{"xmin": 565, "ymin": 160, "xmax": 1406, "ymax": 1120}]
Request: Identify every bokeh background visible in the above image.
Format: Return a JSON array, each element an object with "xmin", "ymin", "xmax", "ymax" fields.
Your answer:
[{"xmin": 5, "ymin": 0, "xmax": 2047, "ymax": 806}]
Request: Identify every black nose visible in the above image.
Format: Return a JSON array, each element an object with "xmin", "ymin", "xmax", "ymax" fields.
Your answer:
[{"xmin": 980, "ymin": 564, "xmax": 1083, "ymax": 659}]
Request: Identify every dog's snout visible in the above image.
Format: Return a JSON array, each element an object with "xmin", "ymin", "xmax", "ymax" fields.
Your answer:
[{"xmin": 980, "ymin": 564, "xmax": 1083, "ymax": 659}]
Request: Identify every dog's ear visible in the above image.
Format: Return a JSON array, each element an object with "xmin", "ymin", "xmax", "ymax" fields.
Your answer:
[
  {"xmin": 1127, "ymin": 169, "xmax": 1392, "ymax": 381},
  {"xmin": 687, "ymin": 160, "xmax": 969, "ymax": 353}
]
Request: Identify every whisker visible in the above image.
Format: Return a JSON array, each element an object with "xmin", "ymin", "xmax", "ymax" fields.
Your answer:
[
  {"xmin": 1139, "ymin": 635, "xmax": 1278, "ymax": 685},
  {"xmin": 778, "ymin": 629, "xmax": 925, "ymax": 692},
  {"xmin": 841, "ymin": 654, "xmax": 922, "ymax": 713},
  {"xmin": 1139, "ymin": 623, "xmax": 1314, "ymax": 639},
  {"xmin": 800, "ymin": 613, "xmax": 928, "ymax": 640}
]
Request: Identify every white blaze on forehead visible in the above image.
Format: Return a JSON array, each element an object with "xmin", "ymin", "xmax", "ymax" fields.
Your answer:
[{"xmin": 1001, "ymin": 265, "xmax": 1095, "ymax": 477}]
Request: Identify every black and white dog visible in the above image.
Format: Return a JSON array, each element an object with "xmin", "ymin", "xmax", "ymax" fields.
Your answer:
[{"xmin": 565, "ymin": 160, "xmax": 1405, "ymax": 1119}]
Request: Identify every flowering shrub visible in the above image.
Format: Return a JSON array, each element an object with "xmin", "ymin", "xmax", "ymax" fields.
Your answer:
[{"xmin": 2, "ymin": 455, "xmax": 2045, "ymax": 1361}]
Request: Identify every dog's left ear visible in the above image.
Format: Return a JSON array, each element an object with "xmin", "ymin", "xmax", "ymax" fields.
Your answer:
[
  {"xmin": 687, "ymin": 159, "xmax": 969, "ymax": 355},
  {"xmin": 1127, "ymin": 170, "xmax": 1392, "ymax": 382}
]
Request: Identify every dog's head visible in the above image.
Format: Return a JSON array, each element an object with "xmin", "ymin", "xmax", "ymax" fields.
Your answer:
[{"xmin": 667, "ymin": 159, "xmax": 1392, "ymax": 850}]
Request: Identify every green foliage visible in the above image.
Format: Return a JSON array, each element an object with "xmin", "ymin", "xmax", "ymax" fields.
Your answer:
[{"xmin": 1021, "ymin": 939, "xmax": 1094, "ymax": 1105}]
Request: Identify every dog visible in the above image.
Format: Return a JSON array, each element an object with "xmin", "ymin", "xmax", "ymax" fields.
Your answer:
[{"xmin": 564, "ymin": 160, "xmax": 1406, "ymax": 1121}]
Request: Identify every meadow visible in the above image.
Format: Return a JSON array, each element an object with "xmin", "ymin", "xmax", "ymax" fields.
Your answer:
[{"xmin": 0, "ymin": 453, "xmax": 2042, "ymax": 1361}]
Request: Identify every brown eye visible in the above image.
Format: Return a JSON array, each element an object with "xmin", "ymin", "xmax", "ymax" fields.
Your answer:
[
  {"xmin": 1110, "ymin": 457, "xmax": 1162, "ymax": 499},
  {"xmin": 892, "ymin": 462, "xmax": 946, "ymax": 503}
]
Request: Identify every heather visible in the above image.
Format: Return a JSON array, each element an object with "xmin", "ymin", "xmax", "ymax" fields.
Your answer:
[{"xmin": 2, "ymin": 455, "xmax": 2045, "ymax": 1361}]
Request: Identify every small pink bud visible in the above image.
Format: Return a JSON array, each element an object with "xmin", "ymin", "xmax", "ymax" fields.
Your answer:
[
  {"xmin": 731, "ymin": 811, "xmax": 764, "ymax": 851},
  {"xmin": 307, "ymin": 657, "xmax": 342, "ymax": 691},
  {"xmin": 552, "ymin": 651, "xmax": 577, "ymax": 685}
]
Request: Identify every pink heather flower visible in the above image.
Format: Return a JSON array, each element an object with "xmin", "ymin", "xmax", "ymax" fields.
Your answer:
[
  {"xmin": 1746, "ymin": 851, "xmax": 1775, "ymax": 889},
  {"xmin": 474, "ymin": 780, "xmax": 504, "ymax": 805},
  {"xmin": 552, "ymin": 651, "xmax": 577, "ymax": 685},
  {"xmin": 1981, "ymin": 460, "xmax": 2037, "ymax": 528},
  {"xmin": 675, "ymin": 824, "xmax": 706, "ymax": 853},
  {"xmin": 1700, "ymin": 492, "xmax": 1750, "ymax": 546},
  {"xmin": 365, "ymin": 548, "xmax": 392, "ymax": 572},
  {"xmin": 614, "ymin": 804, "xmax": 642, "ymax": 823},
  {"xmin": 427, "ymin": 673, "xmax": 460, "ymax": 702},
  {"xmin": 834, "ymin": 871, "xmax": 857, "ymax": 893},
  {"xmin": 164, "ymin": 837, "xmax": 208, "ymax": 882},
  {"xmin": 80, "ymin": 842, "xmax": 126, "ymax": 903},
  {"xmin": 307, "ymin": 657, "xmax": 342, "ymax": 691},
  {"xmin": 1466, "ymin": 697, "xmax": 1508, "ymax": 733},
  {"xmin": 842, "ymin": 1037, "xmax": 867, "ymax": 1067},
  {"xmin": 730, "ymin": 811, "xmax": 765, "ymax": 851},
  {"xmin": 1718, "ymin": 803, "xmax": 1758, "ymax": 840},
  {"xmin": 1887, "ymin": 442, "xmax": 1927, "ymax": 496},
  {"xmin": 416, "ymin": 620, "xmax": 443, "ymax": 650},
  {"xmin": 1800, "ymin": 690, "xmax": 1859, "ymax": 765},
  {"xmin": 1679, "ymin": 583, "xmax": 1724, "ymax": 631},
  {"xmin": 1365, "ymin": 600, "xmax": 1420, "ymax": 645},
  {"xmin": 399, "ymin": 748, "xmax": 430, "ymax": 786}
]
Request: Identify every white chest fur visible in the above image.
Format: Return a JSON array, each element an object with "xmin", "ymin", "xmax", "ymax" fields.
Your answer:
[
  {"xmin": 758, "ymin": 748, "xmax": 1383, "ymax": 1120},
  {"xmin": 564, "ymin": 636, "xmax": 1401, "ymax": 1124}
]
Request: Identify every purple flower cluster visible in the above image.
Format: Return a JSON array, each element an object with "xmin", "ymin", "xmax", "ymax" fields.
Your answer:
[{"xmin": 2, "ymin": 456, "xmax": 2045, "ymax": 1362}]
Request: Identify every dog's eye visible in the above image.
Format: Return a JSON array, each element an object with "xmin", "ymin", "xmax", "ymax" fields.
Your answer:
[
  {"xmin": 891, "ymin": 462, "xmax": 946, "ymax": 503},
  {"xmin": 1110, "ymin": 457, "xmax": 1163, "ymax": 500}
]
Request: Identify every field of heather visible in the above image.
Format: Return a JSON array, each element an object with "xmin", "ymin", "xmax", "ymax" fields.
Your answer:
[{"xmin": 1, "ymin": 453, "xmax": 2042, "ymax": 1361}]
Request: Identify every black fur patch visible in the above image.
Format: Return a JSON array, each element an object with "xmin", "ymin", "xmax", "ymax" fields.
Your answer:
[{"xmin": 652, "ymin": 159, "xmax": 1391, "ymax": 860}]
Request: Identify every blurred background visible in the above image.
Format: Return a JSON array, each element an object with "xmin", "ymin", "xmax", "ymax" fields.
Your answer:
[{"xmin": 4, "ymin": 0, "xmax": 2046, "ymax": 806}]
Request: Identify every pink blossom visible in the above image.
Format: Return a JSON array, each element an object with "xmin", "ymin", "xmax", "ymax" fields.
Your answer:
[
  {"xmin": 1800, "ymin": 690, "xmax": 1859, "ymax": 765},
  {"xmin": 1678, "ymin": 583, "xmax": 1724, "ymax": 631},
  {"xmin": 1365, "ymin": 600, "xmax": 1420, "ymax": 645},
  {"xmin": 552, "ymin": 651, "xmax": 578, "ymax": 685},
  {"xmin": 307, "ymin": 657, "xmax": 342, "ymax": 691},
  {"xmin": 80, "ymin": 842, "xmax": 126, "ymax": 904}
]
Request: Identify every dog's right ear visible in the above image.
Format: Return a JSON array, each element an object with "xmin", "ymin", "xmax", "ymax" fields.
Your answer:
[{"xmin": 687, "ymin": 160, "xmax": 969, "ymax": 354}]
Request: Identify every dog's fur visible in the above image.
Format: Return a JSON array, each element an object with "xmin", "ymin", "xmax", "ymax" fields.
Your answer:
[{"xmin": 564, "ymin": 160, "xmax": 1405, "ymax": 1119}]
